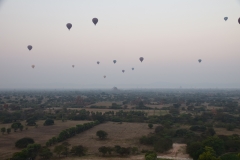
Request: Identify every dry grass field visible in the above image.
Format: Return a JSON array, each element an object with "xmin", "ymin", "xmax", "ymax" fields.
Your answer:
[
  {"xmin": 0, "ymin": 120, "xmax": 91, "ymax": 159},
  {"xmin": 214, "ymin": 128, "xmax": 240, "ymax": 136},
  {"xmin": 57, "ymin": 122, "xmax": 154, "ymax": 156},
  {"xmin": 86, "ymin": 101, "xmax": 123, "ymax": 107}
]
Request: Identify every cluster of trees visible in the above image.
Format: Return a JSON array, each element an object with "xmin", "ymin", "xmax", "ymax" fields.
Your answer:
[
  {"xmin": 140, "ymin": 126, "xmax": 173, "ymax": 153},
  {"xmin": 187, "ymin": 134, "xmax": 240, "ymax": 160},
  {"xmin": 98, "ymin": 145, "xmax": 138, "ymax": 156},
  {"xmin": 15, "ymin": 137, "xmax": 34, "ymax": 148},
  {"xmin": 11, "ymin": 143, "xmax": 53, "ymax": 160},
  {"xmin": 11, "ymin": 122, "xmax": 24, "ymax": 132},
  {"xmin": 46, "ymin": 121, "xmax": 100, "ymax": 147},
  {"xmin": 1, "ymin": 127, "xmax": 11, "ymax": 134},
  {"xmin": 53, "ymin": 142, "xmax": 87, "ymax": 158}
]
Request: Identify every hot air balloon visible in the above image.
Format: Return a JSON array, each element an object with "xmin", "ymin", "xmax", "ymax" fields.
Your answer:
[
  {"xmin": 97, "ymin": 61, "xmax": 100, "ymax": 65},
  {"xmin": 27, "ymin": 45, "xmax": 32, "ymax": 51},
  {"xmin": 139, "ymin": 57, "xmax": 144, "ymax": 62},
  {"xmin": 132, "ymin": 68, "xmax": 134, "ymax": 70},
  {"xmin": 66, "ymin": 23, "xmax": 72, "ymax": 30},
  {"xmin": 238, "ymin": 17, "xmax": 240, "ymax": 24},
  {"xmin": 92, "ymin": 18, "xmax": 98, "ymax": 25},
  {"xmin": 122, "ymin": 70, "xmax": 125, "ymax": 73},
  {"xmin": 198, "ymin": 59, "xmax": 202, "ymax": 63},
  {"xmin": 72, "ymin": 65, "xmax": 75, "ymax": 68},
  {"xmin": 113, "ymin": 60, "xmax": 117, "ymax": 64},
  {"xmin": 31, "ymin": 65, "xmax": 35, "ymax": 69},
  {"xmin": 104, "ymin": 75, "xmax": 106, "ymax": 78},
  {"xmin": 224, "ymin": 17, "xmax": 228, "ymax": 21}
]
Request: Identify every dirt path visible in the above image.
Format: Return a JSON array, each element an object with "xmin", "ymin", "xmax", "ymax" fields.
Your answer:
[{"xmin": 158, "ymin": 143, "xmax": 190, "ymax": 158}]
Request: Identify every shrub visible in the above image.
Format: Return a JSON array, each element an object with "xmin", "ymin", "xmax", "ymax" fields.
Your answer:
[
  {"xmin": 145, "ymin": 151, "xmax": 157, "ymax": 160},
  {"xmin": 148, "ymin": 123, "xmax": 153, "ymax": 129}
]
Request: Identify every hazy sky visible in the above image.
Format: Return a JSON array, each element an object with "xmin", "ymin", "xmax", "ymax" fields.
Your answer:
[{"xmin": 0, "ymin": 0, "xmax": 240, "ymax": 89}]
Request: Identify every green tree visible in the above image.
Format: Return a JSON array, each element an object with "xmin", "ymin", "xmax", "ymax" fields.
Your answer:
[
  {"xmin": 54, "ymin": 145, "xmax": 64, "ymax": 157},
  {"xmin": 11, "ymin": 151, "xmax": 28, "ymax": 160},
  {"xmin": 1, "ymin": 127, "xmax": 6, "ymax": 134},
  {"xmin": 221, "ymin": 153, "xmax": 240, "ymax": 160},
  {"xmin": 187, "ymin": 142, "xmax": 203, "ymax": 160},
  {"xmin": 15, "ymin": 137, "xmax": 35, "ymax": 148},
  {"xmin": 44, "ymin": 119, "xmax": 54, "ymax": 126},
  {"xmin": 12, "ymin": 123, "xmax": 18, "ymax": 132},
  {"xmin": 131, "ymin": 147, "xmax": 138, "ymax": 154},
  {"xmin": 96, "ymin": 130, "xmax": 108, "ymax": 140},
  {"xmin": 39, "ymin": 147, "xmax": 53, "ymax": 159},
  {"xmin": 203, "ymin": 136, "xmax": 225, "ymax": 156},
  {"xmin": 198, "ymin": 146, "xmax": 220, "ymax": 160},
  {"xmin": 148, "ymin": 123, "xmax": 153, "ymax": 129},
  {"xmin": 99, "ymin": 146, "xmax": 108, "ymax": 156},
  {"xmin": 7, "ymin": 128, "xmax": 11, "ymax": 134},
  {"xmin": 26, "ymin": 143, "xmax": 41, "ymax": 159},
  {"xmin": 145, "ymin": 151, "xmax": 157, "ymax": 160},
  {"xmin": 61, "ymin": 142, "xmax": 71, "ymax": 157},
  {"xmin": 46, "ymin": 141, "xmax": 50, "ymax": 147},
  {"xmin": 71, "ymin": 145, "xmax": 88, "ymax": 156}
]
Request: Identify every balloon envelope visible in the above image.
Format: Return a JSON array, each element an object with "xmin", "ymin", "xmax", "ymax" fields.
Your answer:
[
  {"xmin": 92, "ymin": 18, "xmax": 98, "ymax": 25},
  {"xmin": 139, "ymin": 57, "xmax": 144, "ymax": 62},
  {"xmin": 238, "ymin": 18, "xmax": 240, "ymax": 24},
  {"xmin": 72, "ymin": 65, "xmax": 75, "ymax": 68},
  {"xmin": 113, "ymin": 60, "xmax": 117, "ymax": 64},
  {"xmin": 27, "ymin": 45, "xmax": 32, "ymax": 51},
  {"xmin": 97, "ymin": 61, "xmax": 100, "ymax": 64},
  {"xmin": 104, "ymin": 75, "xmax": 106, "ymax": 78},
  {"xmin": 132, "ymin": 68, "xmax": 134, "ymax": 70},
  {"xmin": 224, "ymin": 17, "xmax": 228, "ymax": 21},
  {"xmin": 66, "ymin": 23, "xmax": 72, "ymax": 30},
  {"xmin": 122, "ymin": 70, "xmax": 125, "ymax": 73},
  {"xmin": 198, "ymin": 59, "xmax": 202, "ymax": 63},
  {"xmin": 31, "ymin": 65, "xmax": 35, "ymax": 68}
]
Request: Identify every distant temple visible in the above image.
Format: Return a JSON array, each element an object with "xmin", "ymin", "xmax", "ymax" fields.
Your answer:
[{"xmin": 112, "ymin": 87, "xmax": 118, "ymax": 91}]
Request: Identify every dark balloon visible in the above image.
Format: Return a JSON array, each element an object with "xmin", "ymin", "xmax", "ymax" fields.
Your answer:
[
  {"xmin": 66, "ymin": 23, "xmax": 72, "ymax": 30},
  {"xmin": 238, "ymin": 18, "xmax": 240, "ymax": 24},
  {"xmin": 139, "ymin": 57, "xmax": 144, "ymax": 62},
  {"xmin": 27, "ymin": 45, "xmax": 32, "ymax": 51},
  {"xmin": 97, "ymin": 61, "xmax": 100, "ymax": 65},
  {"xmin": 132, "ymin": 68, "xmax": 134, "ymax": 70},
  {"xmin": 113, "ymin": 60, "xmax": 117, "ymax": 64},
  {"xmin": 104, "ymin": 75, "xmax": 106, "ymax": 78},
  {"xmin": 92, "ymin": 18, "xmax": 98, "ymax": 25},
  {"xmin": 224, "ymin": 17, "xmax": 228, "ymax": 21},
  {"xmin": 72, "ymin": 65, "xmax": 75, "ymax": 68},
  {"xmin": 198, "ymin": 59, "xmax": 202, "ymax": 63},
  {"xmin": 31, "ymin": 65, "xmax": 35, "ymax": 69},
  {"xmin": 122, "ymin": 70, "xmax": 125, "ymax": 73}
]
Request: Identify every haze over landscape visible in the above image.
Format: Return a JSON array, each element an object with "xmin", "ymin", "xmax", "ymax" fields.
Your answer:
[
  {"xmin": 1, "ymin": 2, "xmax": 240, "ymax": 160},
  {"xmin": 0, "ymin": 0, "xmax": 240, "ymax": 89}
]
